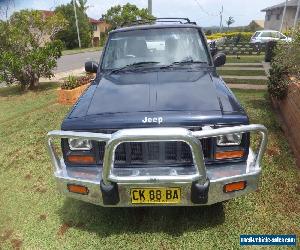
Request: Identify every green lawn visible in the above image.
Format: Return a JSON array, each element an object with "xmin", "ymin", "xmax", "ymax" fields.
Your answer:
[
  {"xmin": 223, "ymin": 78, "xmax": 268, "ymax": 85},
  {"xmin": 217, "ymin": 69, "xmax": 266, "ymax": 76},
  {"xmin": 0, "ymin": 85, "xmax": 299, "ymax": 249},
  {"xmin": 62, "ymin": 47, "xmax": 102, "ymax": 56},
  {"xmin": 226, "ymin": 55, "xmax": 265, "ymax": 64}
]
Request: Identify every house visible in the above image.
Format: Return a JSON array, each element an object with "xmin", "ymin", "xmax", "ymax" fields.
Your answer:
[
  {"xmin": 248, "ymin": 20, "xmax": 265, "ymax": 31},
  {"xmin": 262, "ymin": 0, "xmax": 300, "ymax": 31},
  {"xmin": 89, "ymin": 18, "xmax": 111, "ymax": 47}
]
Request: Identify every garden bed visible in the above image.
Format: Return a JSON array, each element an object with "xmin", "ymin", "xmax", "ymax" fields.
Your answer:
[
  {"xmin": 58, "ymin": 83, "xmax": 90, "ymax": 105},
  {"xmin": 271, "ymin": 82, "xmax": 300, "ymax": 166},
  {"xmin": 58, "ymin": 75, "xmax": 94, "ymax": 105}
]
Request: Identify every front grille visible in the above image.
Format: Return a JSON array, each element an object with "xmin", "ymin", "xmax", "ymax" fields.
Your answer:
[{"xmin": 97, "ymin": 138, "xmax": 211, "ymax": 167}]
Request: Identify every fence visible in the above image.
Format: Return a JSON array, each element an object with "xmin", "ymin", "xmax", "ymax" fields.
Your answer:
[{"xmin": 217, "ymin": 43, "xmax": 266, "ymax": 55}]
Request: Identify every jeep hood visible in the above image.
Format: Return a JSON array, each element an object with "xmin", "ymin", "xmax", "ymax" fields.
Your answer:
[
  {"xmin": 63, "ymin": 70, "xmax": 247, "ymax": 130},
  {"xmin": 88, "ymin": 71, "xmax": 221, "ymax": 115}
]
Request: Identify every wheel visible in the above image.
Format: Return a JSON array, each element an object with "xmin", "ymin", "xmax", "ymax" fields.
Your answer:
[{"xmin": 252, "ymin": 43, "xmax": 262, "ymax": 52}]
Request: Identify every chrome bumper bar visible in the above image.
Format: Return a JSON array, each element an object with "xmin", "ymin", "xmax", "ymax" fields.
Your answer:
[{"xmin": 47, "ymin": 124, "xmax": 267, "ymax": 206}]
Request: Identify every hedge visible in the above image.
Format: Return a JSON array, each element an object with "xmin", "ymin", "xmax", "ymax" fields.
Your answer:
[{"xmin": 207, "ymin": 32, "xmax": 253, "ymax": 42}]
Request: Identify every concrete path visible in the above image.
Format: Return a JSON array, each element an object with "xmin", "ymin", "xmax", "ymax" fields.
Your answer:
[
  {"xmin": 224, "ymin": 63, "xmax": 262, "ymax": 66},
  {"xmin": 227, "ymin": 84, "xmax": 267, "ymax": 90},
  {"xmin": 222, "ymin": 61, "xmax": 269, "ymax": 90},
  {"xmin": 220, "ymin": 67, "xmax": 265, "ymax": 71},
  {"xmin": 221, "ymin": 75, "xmax": 268, "ymax": 80}
]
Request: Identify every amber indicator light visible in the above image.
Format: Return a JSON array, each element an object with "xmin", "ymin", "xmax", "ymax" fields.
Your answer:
[
  {"xmin": 67, "ymin": 155, "xmax": 96, "ymax": 164},
  {"xmin": 67, "ymin": 184, "xmax": 89, "ymax": 195},
  {"xmin": 216, "ymin": 150, "xmax": 245, "ymax": 160},
  {"xmin": 224, "ymin": 181, "xmax": 247, "ymax": 193}
]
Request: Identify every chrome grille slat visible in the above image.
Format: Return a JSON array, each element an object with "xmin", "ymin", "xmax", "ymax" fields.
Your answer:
[
  {"xmin": 96, "ymin": 127, "xmax": 211, "ymax": 166},
  {"xmin": 98, "ymin": 139, "xmax": 211, "ymax": 166}
]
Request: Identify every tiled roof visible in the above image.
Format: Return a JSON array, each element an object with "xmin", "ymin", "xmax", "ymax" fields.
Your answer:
[{"xmin": 89, "ymin": 18, "xmax": 105, "ymax": 24}]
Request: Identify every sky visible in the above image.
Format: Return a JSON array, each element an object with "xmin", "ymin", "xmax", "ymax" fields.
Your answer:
[{"xmin": 1, "ymin": 0, "xmax": 284, "ymax": 27}]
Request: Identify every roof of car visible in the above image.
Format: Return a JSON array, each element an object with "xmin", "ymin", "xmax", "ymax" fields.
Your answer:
[
  {"xmin": 110, "ymin": 23, "xmax": 201, "ymax": 34},
  {"xmin": 256, "ymin": 30, "xmax": 281, "ymax": 32}
]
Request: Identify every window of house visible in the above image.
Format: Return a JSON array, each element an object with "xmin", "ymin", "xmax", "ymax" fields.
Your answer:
[
  {"xmin": 92, "ymin": 24, "xmax": 97, "ymax": 31},
  {"xmin": 267, "ymin": 15, "xmax": 271, "ymax": 21},
  {"xmin": 276, "ymin": 14, "xmax": 281, "ymax": 20}
]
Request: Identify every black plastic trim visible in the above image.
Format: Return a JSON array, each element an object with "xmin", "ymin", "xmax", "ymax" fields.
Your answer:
[
  {"xmin": 100, "ymin": 181, "xmax": 120, "ymax": 205},
  {"xmin": 191, "ymin": 179, "xmax": 210, "ymax": 204}
]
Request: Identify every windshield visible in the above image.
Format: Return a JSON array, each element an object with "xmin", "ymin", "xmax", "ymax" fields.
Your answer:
[{"xmin": 102, "ymin": 28, "xmax": 210, "ymax": 70}]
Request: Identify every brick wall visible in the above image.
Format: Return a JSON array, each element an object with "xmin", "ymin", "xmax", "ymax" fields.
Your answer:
[{"xmin": 273, "ymin": 82, "xmax": 300, "ymax": 165}]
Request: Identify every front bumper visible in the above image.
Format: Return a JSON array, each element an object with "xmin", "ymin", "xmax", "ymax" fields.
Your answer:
[{"xmin": 47, "ymin": 125, "xmax": 267, "ymax": 207}]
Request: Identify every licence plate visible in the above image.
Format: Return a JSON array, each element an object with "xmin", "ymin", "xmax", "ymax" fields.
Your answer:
[{"xmin": 130, "ymin": 187, "xmax": 181, "ymax": 204}]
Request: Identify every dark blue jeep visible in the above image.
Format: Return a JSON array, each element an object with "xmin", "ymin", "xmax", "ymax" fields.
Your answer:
[{"xmin": 47, "ymin": 18, "xmax": 268, "ymax": 207}]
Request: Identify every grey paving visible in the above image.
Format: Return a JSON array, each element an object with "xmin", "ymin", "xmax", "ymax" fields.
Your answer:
[
  {"xmin": 225, "ymin": 63, "xmax": 262, "ymax": 66},
  {"xmin": 227, "ymin": 84, "xmax": 267, "ymax": 90},
  {"xmin": 220, "ymin": 67, "xmax": 265, "ymax": 71},
  {"xmin": 55, "ymin": 50, "xmax": 102, "ymax": 73},
  {"xmin": 221, "ymin": 75, "xmax": 268, "ymax": 80}
]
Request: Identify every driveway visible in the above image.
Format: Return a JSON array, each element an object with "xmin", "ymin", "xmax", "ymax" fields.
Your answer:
[{"xmin": 55, "ymin": 50, "xmax": 102, "ymax": 73}]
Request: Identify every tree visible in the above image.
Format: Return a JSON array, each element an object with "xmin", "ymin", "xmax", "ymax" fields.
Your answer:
[
  {"xmin": 0, "ymin": 10, "xmax": 67, "ymax": 90},
  {"xmin": 205, "ymin": 30, "xmax": 212, "ymax": 36},
  {"xmin": 226, "ymin": 16, "xmax": 235, "ymax": 29},
  {"xmin": 55, "ymin": 0, "xmax": 92, "ymax": 49},
  {"xmin": 103, "ymin": 3, "xmax": 154, "ymax": 29}
]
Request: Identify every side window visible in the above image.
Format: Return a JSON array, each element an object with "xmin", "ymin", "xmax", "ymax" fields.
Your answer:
[
  {"xmin": 260, "ymin": 32, "xmax": 271, "ymax": 38},
  {"xmin": 276, "ymin": 32, "xmax": 282, "ymax": 38},
  {"xmin": 271, "ymin": 32, "xmax": 277, "ymax": 38},
  {"xmin": 279, "ymin": 32, "xmax": 286, "ymax": 39},
  {"xmin": 253, "ymin": 32, "xmax": 260, "ymax": 38}
]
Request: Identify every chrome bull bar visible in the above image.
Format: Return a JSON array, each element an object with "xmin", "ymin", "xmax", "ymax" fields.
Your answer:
[{"xmin": 47, "ymin": 124, "xmax": 268, "ymax": 187}]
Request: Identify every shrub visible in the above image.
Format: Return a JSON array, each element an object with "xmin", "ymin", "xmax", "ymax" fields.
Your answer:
[
  {"xmin": 55, "ymin": 1, "xmax": 92, "ymax": 49},
  {"xmin": 61, "ymin": 75, "xmax": 94, "ymax": 90},
  {"xmin": 0, "ymin": 10, "xmax": 67, "ymax": 90},
  {"xmin": 268, "ymin": 27, "xmax": 300, "ymax": 99},
  {"xmin": 100, "ymin": 32, "xmax": 108, "ymax": 47},
  {"xmin": 206, "ymin": 32, "xmax": 253, "ymax": 43},
  {"xmin": 268, "ymin": 64, "xmax": 289, "ymax": 99}
]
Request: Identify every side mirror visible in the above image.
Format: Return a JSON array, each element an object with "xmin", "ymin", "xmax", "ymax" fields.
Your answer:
[
  {"xmin": 85, "ymin": 61, "xmax": 98, "ymax": 73},
  {"xmin": 213, "ymin": 52, "xmax": 226, "ymax": 67}
]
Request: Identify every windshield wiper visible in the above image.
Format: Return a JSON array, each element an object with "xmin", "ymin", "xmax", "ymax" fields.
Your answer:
[
  {"xmin": 109, "ymin": 61, "xmax": 160, "ymax": 74},
  {"xmin": 161, "ymin": 60, "xmax": 207, "ymax": 69}
]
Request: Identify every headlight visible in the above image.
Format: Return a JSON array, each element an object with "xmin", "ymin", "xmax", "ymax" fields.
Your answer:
[
  {"xmin": 68, "ymin": 138, "xmax": 92, "ymax": 150},
  {"xmin": 217, "ymin": 133, "xmax": 242, "ymax": 146}
]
